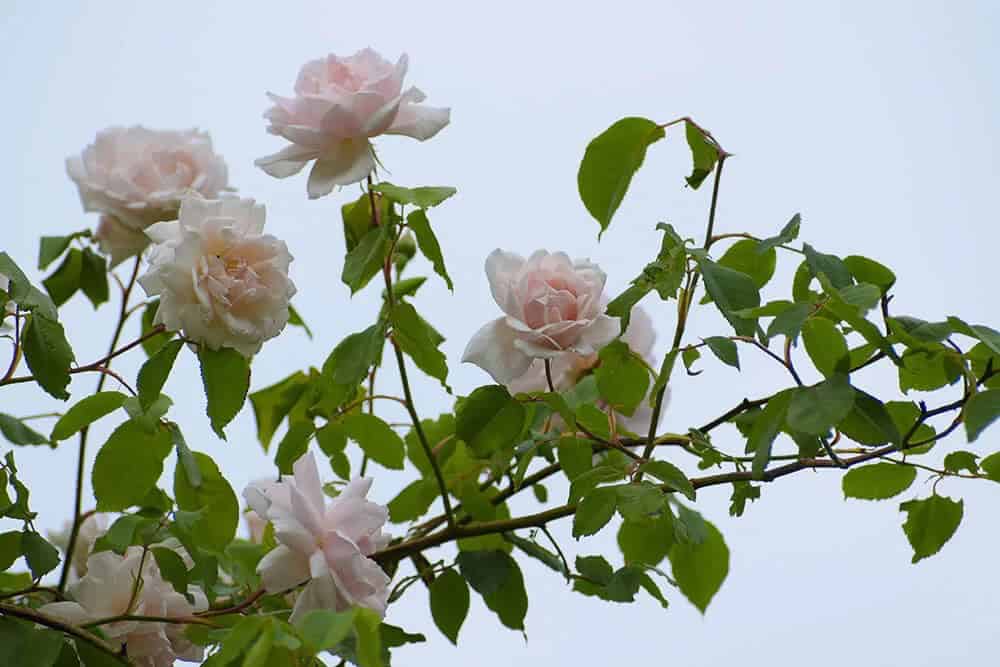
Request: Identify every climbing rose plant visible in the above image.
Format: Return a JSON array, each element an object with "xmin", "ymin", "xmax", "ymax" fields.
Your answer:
[{"xmin": 1, "ymin": 47, "xmax": 999, "ymax": 666}]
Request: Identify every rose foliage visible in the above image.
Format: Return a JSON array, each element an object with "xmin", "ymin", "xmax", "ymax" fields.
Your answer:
[{"xmin": 1, "ymin": 47, "xmax": 999, "ymax": 666}]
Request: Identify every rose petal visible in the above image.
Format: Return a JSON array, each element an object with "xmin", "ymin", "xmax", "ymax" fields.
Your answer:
[
  {"xmin": 306, "ymin": 141, "xmax": 375, "ymax": 198},
  {"xmin": 462, "ymin": 317, "xmax": 534, "ymax": 383}
]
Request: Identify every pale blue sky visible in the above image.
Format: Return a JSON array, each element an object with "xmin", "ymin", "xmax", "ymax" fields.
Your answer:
[{"xmin": 1, "ymin": 1, "xmax": 998, "ymax": 665}]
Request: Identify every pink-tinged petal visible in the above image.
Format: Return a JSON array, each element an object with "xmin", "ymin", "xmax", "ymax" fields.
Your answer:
[
  {"xmin": 257, "ymin": 545, "xmax": 311, "ymax": 593},
  {"xmin": 143, "ymin": 220, "xmax": 180, "ymax": 245},
  {"xmin": 340, "ymin": 477, "xmax": 373, "ymax": 500},
  {"xmin": 292, "ymin": 451, "xmax": 325, "ymax": 513},
  {"xmin": 272, "ymin": 514, "xmax": 317, "ymax": 555},
  {"xmin": 361, "ymin": 94, "xmax": 403, "ymax": 137},
  {"xmin": 512, "ymin": 336, "xmax": 564, "ymax": 359},
  {"xmin": 319, "ymin": 103, "xmax": 365, "ymax": 138},
  {"xmin": 485, "ymin": 249, "xmax": 525, "ymax": 316},
  {"xmin": 386, "ymin": 103, "xmax": 451, "ymax": 141},
  {"xmin": 255, "ymin": 144, "xmax": 318, "ymax": 178},
  {"xmin": 621, "ymin": 305, "xmax": 656, "ymax": 359},
  {"xmin": 290, "ymin": 575, "xmax": 344, "ymax": 624},
  {"xmin": 324, "ymin": 498, "xmax": 388, "ymax": 544},
  {"xmin": 290, "ymin": 484, "xmax": 325, "ymax": 540},
  {"xmin": 309, "ymin": 548, "xmax": 329, "ymax": 579},
  {"xmin": 306, "ymin": 141, "xmax": 375, "ymax": 198},
  {"xmin": 570, "ymin": 314, "xmax": 621, "ymax": 355},
  {"xmin": 462, "ymin": 317, "xmax": 534, "ymax": 384}
]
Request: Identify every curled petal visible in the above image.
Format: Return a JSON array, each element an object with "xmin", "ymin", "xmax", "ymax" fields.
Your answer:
[
  {"xmin": 484, "ymin": 249, "xmax": 525, "ymax": 316},
  {"xmin": 306, "ymin": 141, "xmax": 375, "ymax": 198},
  {"xmin": 255, "ymin": 144, "xmax": 318, "ymax": 178},
  {"xmin": 462, "ymin": 317, "xmax": 534, "ymax": 384},
  {"xmin": 257, "ymin": 544, "xmax": 311, "ymax": 593},
  {"xmin": 570, "ymin": 314, "xmax": 621, "ymax": 355}
]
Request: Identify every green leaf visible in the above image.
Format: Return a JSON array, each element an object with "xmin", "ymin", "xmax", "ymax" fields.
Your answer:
[
  {"xmin": 42, "ymin": 248, "xmax": 83, "ymax": 306},
  {"xmin": 980, "ymin": 452, "xmax": 1000, "ymax": 482},
  {"xmin": 786, "ymin": 375, "xmax": 855, "ymax": 436},
  {"xmin": 198, "ymin": 346, "xmax": 251, "ymax": 439},
  {"xmin": 595, "ymin": 340, "xmax": 650, "ymax": 416},
  {"xmin": 274, "ymin": 420, "xmax": 315, "ymax": 474},
  {"xmin": 341, "ymin": 414, "xmax": 405, "ymax": 470},
  {"xmin": 387, "ymin": 479, "xmax": 438, "ymax": 524},
  {"xmin": 576, "ymin": 554, "xmax": 614, "ymax": 585},
  {"xmin": 668, "ymin": 519, "xmax": 729, "ymax": 613},
  {"xmin": 748, "ymin": 389, "xmax": 795, "ymax": 479},
  {"xmin": 943, "ymin": 451, "xmax": 979, "ymax": 474},
  {"xmin": 899, "ymin": 495, "xmax": 963, "ymax": 563},
  {"xmin": 140, "ymin": 300, "xmax": 173, "ymax": 357},
  {"xmin": 898, "ymin": 348, "xmax": 962, "ymax": 393},
  {"xmin": 557, "ymin": 437, "xmax": 593, "ymax": 481},
  {"xmin": 174, "ymin": 452, "xmax": 238, "ymax": 552},
  {"xmin": 151, "ymin": 547, "xmax": 190, "ymax": 596},
  {"xmin": 137, "ymin": 340, "xmax": 183, "ymax": 411},
  {"xmin": 842, "ymin": 463, "xmax": 917, "ymax": 500},
  {"xmin": 353, "ymin": 609, "xmax": 384, "ymax": 667},
  {"xmin": 948, "ymin": 318, "xmax": 1000, "ymax": 358},
  {"xmin": 0, "ymin": 531, "xmax": 21, "ymax": 571},
  {"xmin": 618, "ymin": 512, "xmax": 674, "ymax": 565},
  {"xmin": 457, "ymin": 549, "xmax": 512, "ymax": 596},
  {"xmin": 0, "ymin": 414, "xmax": 49, "ymax": 446},
  {"xmin": 404, "ymin": 209, "xmax": 453, "ymax": 290},
  {"xmin": 92, "ymin": 421, "xmax": 172, "ymax": 511},
  {"xmin": 766, "ymin": 302, "xmax": 811, "ymax": 340},
  {"xmin": 756, "ymin": 213, "xmax": 801, "ymax": 254},
  {"xmin": 481, "ymin": 553, "xmax": 527, "ymax": 631},
  {"xmin": 323, "ymin": 324, "xmax": 386, "ymax": 393},
  {"xmin": 801, "ymin": 318, "xmax": 849, "ymax": 377},
  {"xmin": 577, "ymin": 117, "xmax": 665, "ymax": 235},
  {"xmin": 342, "ymin": 224, "xmax": 389, "ymax": 295},
  {"xmin": 429, "ymin": 569, "xmax": 469, "ymax": 644},
  {"xmin": 0, "ymin": 617, "xmax": 67, "ymax": 667},
  {"xmin": 38, "ymin": 235, "xmax": 78, "ymax": 270},
  {"xmin": 573, "ymin": 486, "xmax": 618, "ymax": 538},
  {"xmin": 837, "ymin": 390, "xmax": 901, "ymax": 446},
  {"xmin": 683, "ymin": 120, "xmax": 719, "ymax": 189},
  {"xmin": 373, "ymin": 182, "xmax": 456, "ymax": 208},
  {"xmin": 838, "ymin": 283, "xmax": 881, "ymax": 313},
  {"xmin": 716, "ymin": 239, "xmax": 776, "ymax": 289},
  {"xmin": 391, "ymin": 302, "xmax": 448, "ymax": 387},
  {"xmin": 615, "ymin": 483, "xmax": 666, "ymax": 522},
  {"xmin": 456, "ymin": 385, "xmax": 526, "ymax": 458},
  {"xmin": 639, "ymin": 460, "xmax": 695, "ymax": 500},
  {"xmin": 844, "ymin": 255, "xmax": 896, "ymax": 293},
  {"xmin": 297, "ymin": 609, "xmax": 355, "ymax": 653},
  {"xmin": 21, "ymin": 531, "xmax": 60, "ymax": 579},
  {"xmin": 697, "ymin": 259, "xmax": 760, "ymax": 336},
  {"xmin": 965, "ymin": 389, "xmax": 1000, "ymax": 442},
  {"xmin": 22, "ymin": 313, "xmax": 75, "ymax": 400},
  {"xmin": 50, "ymin": 392, "xmax": 126, "ymax": 441},
  {"xmin": 286, "ymin": 304, "xmax": 313, "ymax": 339},
  {"xmin": 729, "ymin": 481, "xmax": 761, "ymax": 517},
  {"xmin": 803, "ymin": 244, "xmax": 853, "ymax": 289},
  {"xmin": 703, "ymin": 336, "xmax": 740, "ymax": 370},
  {"xmin": 79, "ymin": 248, "xmax": 109, "ymax": 308}
]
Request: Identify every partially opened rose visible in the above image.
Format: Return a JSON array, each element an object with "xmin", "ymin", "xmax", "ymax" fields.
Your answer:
[
  {"xmin": 463, "ymin": 249, "xmax": 620, "ymax": 383},
  {"xmin": 137, "ymin": 196, "xmax": 296, "ymax": 357},
  {"xmin": 67, "ymin": 126, "xmax": 230, "ymax": 265},
  {"xmin": 256, "ymin": 48, "xmax": 450, "ymax": 198}
]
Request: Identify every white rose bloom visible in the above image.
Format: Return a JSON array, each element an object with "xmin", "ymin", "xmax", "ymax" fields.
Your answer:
[
  {"xmin": 47, "ymin": 513, "xmax": 108, "ymax": 580},
  {"xmin": 137, "ymin": 196, "xmax": 296, "ymax": 357}
]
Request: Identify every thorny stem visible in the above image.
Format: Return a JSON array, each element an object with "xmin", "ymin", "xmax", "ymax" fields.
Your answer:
[{"xmin": 59, "ymin": 256, "xmax": 141, "ymax": 593}]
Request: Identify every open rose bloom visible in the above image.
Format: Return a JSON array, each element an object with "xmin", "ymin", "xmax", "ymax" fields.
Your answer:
[
  {"xmin": 137, "ymin": 196, "xmax": 296, "ymax": 357},
  {"xmin": 256, "ymin": 48, "xmax": 450, "ymax": 198},
  {"xmin": 67, "ymin": 126, "xmax": 230, "ymax": 266},
  {"xmin": 41, "ymin": 546, "xmax": 208, "ymax": 667},
  {"xmin": 244, "ymin": 452, "xmax": 391, "ymax": 623},
  {"xmin": 463, "ymin": 249, "xmax": 621, "ymax": 384}
]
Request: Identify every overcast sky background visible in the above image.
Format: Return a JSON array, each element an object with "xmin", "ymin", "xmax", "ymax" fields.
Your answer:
[{"xmin": 2, "ymin": 1, "xmax": 998, "ymax": 665}]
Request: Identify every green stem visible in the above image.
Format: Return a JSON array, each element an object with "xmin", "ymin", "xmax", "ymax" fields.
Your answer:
[{"xmin": 0, "ymin": 603, "xmax": 123, "ymax": 661}]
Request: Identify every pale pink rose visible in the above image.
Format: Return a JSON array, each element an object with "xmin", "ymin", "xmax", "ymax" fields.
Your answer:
[
  {"xmin": 93, "ymin": 215, "xmax": 150, "ymax": 268},
  {"xmin": 48, "ymin": 513, "xmax": 108, "ymax": 580},
  {"xmin": 255, "ymin": 48, "xmax": 450, "ymax": 198},
  {"xmin": 137, "ymin": 196, "xmax": 296, "ymax": 357},
  {"xmin": 506, "ymin": 305, "xmax": 666, "ymax": 434},
  {"xmin": 463, "ymin": 249, "xmax": 621, "ymax": 384},
  {"xmin": 244, "ymin": 505, "xmax": 268, "ymax": 543},
  {"xmin": 67, "ymin": 127, "xmax": 230, "ymax": 264},
  {"xmin": 243, "ymin": 452, "xmax": 391, "ymax": 623},
  {"xmin": 40, "ymin": 546, "xmax": 208, "ymax": 666}
]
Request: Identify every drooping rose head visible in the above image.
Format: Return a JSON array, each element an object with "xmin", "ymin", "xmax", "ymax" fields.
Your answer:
[
  {"xmin": 255, "ymin": 48, "xmax": 450, "ymax": 198},
  {"xmin": 67, "ymin": 126, "xmax": 229, "ymax": 233},
  {"xmin": 137, "ymin": 196, "xmax": 296, "ymax": 357},
  {"xmin": 94, "ymin": 215, "xmax": 152, "ymax": 268},
  {"xmin": 463, "ymin": 249, "xmax": 620, "ymax": 383}
]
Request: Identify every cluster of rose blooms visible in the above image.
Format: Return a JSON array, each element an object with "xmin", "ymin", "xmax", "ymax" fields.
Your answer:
[{"xmin": 21, "ymin": 47, "xmax": 660, "ymax": 666}]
